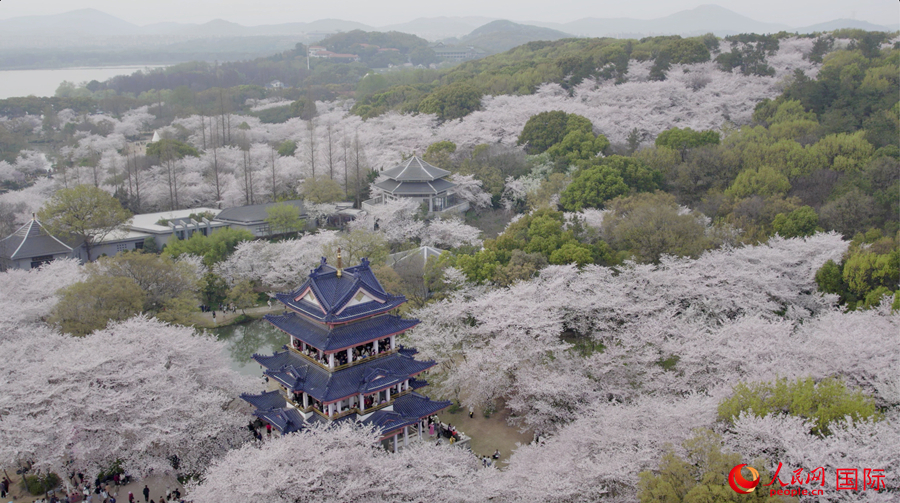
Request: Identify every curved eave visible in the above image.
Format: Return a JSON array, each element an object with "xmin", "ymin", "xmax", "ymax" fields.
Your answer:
[{"xmin": 265, "ymin": 313, "xmax": 420, "ymax": 353}]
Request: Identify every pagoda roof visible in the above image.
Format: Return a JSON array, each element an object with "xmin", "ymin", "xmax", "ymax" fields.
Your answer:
[
  {"xmin": 276, "ymin": 257, "xmax": 407, "ymax": 323},
  {"xmin": 240, "ymin": 390, "xmax": 286, "ymax": 410},
  {"xmin": 360, "ymin": 392, "xmax": 451, "ymax": 436},
  {"xmin": 254, "ymin": 407, "xmax": 306, "ymax": 434},
  {"xmin": 0, "ymin": 217, "xmax": 75, "ymax": 260},
  {"xmin": 380, "ymin": 156, "xmax": 451, "ymax": 182},
  {"xmin": 373, "ymin": 177, "xmax": 456, "ymax": 196},
  {"xmin": 253, "ymin": 348, "xmax": 437, "ymax": 404},
  {"xmin": 265, "ymin": 312, "xmax": 419, "ymax": 353},
  {"xmin": 242, "ymin": 391, "xmax": 448, "ymax": 436}
]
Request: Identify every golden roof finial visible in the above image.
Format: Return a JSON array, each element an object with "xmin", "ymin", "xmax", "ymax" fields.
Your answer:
[{"xmin": 336, "ymin": 247, "xmax": 343, "ymax": 278}]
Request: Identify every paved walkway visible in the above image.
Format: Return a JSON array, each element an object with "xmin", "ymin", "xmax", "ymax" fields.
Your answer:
[
  {"xmin": 2, "ymin": 472, "xmax": 184, "ymax": 503},
  {"xmin": 191, "ymin": 303, "xmax": 283, "ymax": 329}
]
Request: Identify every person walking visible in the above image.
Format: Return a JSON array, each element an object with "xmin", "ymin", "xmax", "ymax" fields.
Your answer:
[
  {"xmin": 142, "ymin": 485, "xmax": 149, "ymax": 503},
  {"xmin": 128, "ymin": 491, "xmax": 134, "ymax": 503}
]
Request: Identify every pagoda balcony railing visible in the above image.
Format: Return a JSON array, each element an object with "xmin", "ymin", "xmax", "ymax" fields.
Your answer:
[
  {"xmin": 288, "ymin": 345, "xmax": 398, "ymax": 372},
  {"xmin": 291, "ymin": 387, "xmax": 415, "ymax": 421}
]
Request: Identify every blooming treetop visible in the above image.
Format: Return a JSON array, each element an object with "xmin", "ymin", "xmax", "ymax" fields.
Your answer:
[{"xmin": 187, "ymin": 422, "xmax": 484, "ymax": 503}]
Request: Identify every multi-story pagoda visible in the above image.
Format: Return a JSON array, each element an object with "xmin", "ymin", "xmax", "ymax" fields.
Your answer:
[{"xmin": 241, "ymin": 253, "xmax": 450, "ymax": 451}]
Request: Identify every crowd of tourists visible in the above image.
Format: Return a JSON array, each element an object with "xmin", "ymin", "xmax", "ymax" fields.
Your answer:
[
  {"xmin": 294, "ymin": 337, "xmax": 394, "ymax": 367},
  {"xmin": 4, "ymin": 472, "xmax": 189, "ymax": 503}
]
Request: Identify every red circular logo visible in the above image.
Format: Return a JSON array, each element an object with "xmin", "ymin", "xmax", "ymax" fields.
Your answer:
[{"xmin": 728, "ymin": 464, "xmax": 760, "ymax": 494}]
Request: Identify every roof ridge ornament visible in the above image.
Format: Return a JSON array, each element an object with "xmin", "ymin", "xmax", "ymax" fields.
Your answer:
[{"xmin": 336, "ymin": 248, "xmax": 343, "ymax": 278}]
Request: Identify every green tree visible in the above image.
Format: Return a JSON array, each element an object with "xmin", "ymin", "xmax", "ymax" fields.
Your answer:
[
  {"xmin": 301, "ymin": 176, "xmax": 345, "ymax": 204},
  {"xmin": 289, "ymin": 97, "xmax": 317, "ymax": 120},
  {"xmin": 638, "ymin": 430, "xmax": 782, "ymax": 503},
  {"xmin": 265, "ymin": 203, "xmax": 305, "ymax": 237},
  {"xmin": 146, "ymin": 139, "xmax": 199, "ymax": 160},
  {"xmin": 201, "ymin": 272, "xmax": 229, "ymax": 308},
  {"xmin": 546, "ymin": 129, "xmax": 610, "ymax": 165},
  {"xmin": 277, "ymin": 140, "xmax": 298, "ymax": 157},
  {"xmin": 648, "ymin": 51, "xmax": 671, "ymax": 81},
  {"xmin": 517, "ymin": 111, "xmax": 594, "ymax": 155},
  {"xmin": 95, "ymin": 251, "xmax": 201, "ymax": 312},
  {"xmin": 50, "ymin": 275, "xmax": 145, "ymax": 336},
  {"xmin": 725, "ymin": 166, "xmax": 791, "ymax": 199},
  {"xmin": 423, "ymin": 141, "xmax": 457, "ymax": 170},
  {"xmin": 324, "ymin": 229, "xmax": 389, "ymax": 266},
  {"xmin": 417, "ymin": 82, "xmax": 482, "ymax": 121},
  {"xmin": 604, "ymin": 192, "xmax": 710, "ymax": 263},
  {"xmin": 559, "ymin": 165, "xmax": 628, "ymax": 211},
  {"xmin": 655, "ymin": 127, "xmax": 721, "ymax": 161},
  {"xmin": 227, "ymin": 279, "xmax": 258, "ymax": 314},
  {"xmin": 163, "ymin": 228, "xmax": 255, "ymax": 266},
  {"xmin": 37, "ymin": 184, "xmax": 133, "ymax": 261},
  {"xmin": 718, "ymin": 377, "xmax": 880, "ymax": 436},
  {"xmin": 771, "ymin": 206, "xmax": 820, "ymax": 238}
]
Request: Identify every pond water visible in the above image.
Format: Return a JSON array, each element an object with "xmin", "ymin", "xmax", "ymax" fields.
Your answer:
[{"xmin": 207, "ymin": 319, "xmax": 285, "ymax": 378}]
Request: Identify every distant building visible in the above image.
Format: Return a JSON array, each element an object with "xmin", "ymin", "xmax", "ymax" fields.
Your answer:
[
  {"xmin": 363, "ymin": 156, "xmax": 469, "ymax": 215},
  {"xmin": 0, "ymin": 216, "xmax": 78, "ymax": 271},
  {"xmin": 432, "ymin": 45, "xmax": 485, "ymax": 61},
  {"xmin": 266, "ymin": 80, "xmax": 285, "ymax": 89},
  {"xmin": 128, "ymin": 208, "xmax": 227, "ymax": 249},
  {"xmin": 214, "ymin": 200, "xmax": 307, "ymax": 237},
  {"xmin": 307, "ymin": 45, "xmax": 360, "ymax": 62},
  {"xmin": 388, "ymin": 245, "xmax": 445, "ymax": 270}
]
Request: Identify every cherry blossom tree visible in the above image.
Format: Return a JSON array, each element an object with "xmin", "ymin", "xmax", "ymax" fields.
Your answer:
[
  {"xmin": 0, "ymin": 315, "xmax": 254, "ymax": 477},
  {"xmin": 187, "ymin": 422, "xmax": 484, "ymax": 503},
  {"xmin": 214, "ymin": 230, "xmax": 338, "ymax": 290},
  {"xmin": 420, "ymin": 217, "xmax": 483, "ymax": 249}
]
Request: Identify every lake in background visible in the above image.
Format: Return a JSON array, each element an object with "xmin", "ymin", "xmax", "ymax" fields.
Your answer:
[{"xmin": 0, "ymin": 66, "xmax": 165, "ymax": 99}]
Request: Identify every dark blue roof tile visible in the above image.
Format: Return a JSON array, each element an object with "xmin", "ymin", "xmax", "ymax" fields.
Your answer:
[
  {"xmin": 240, "ymin": 390, "xmax": 286, "ymax": 411},
  {"xmin": 266, "ymin": 312, "xmax": 419, "ymax": 352},
  {"xmin": 275, "ymin": 258, "xmax": 407, "ymax": 323},
  {"xmin": 254, "ymin": 407, "xmax": 306, "ymax": 434},
  {"xmin": 253, "ymin": 349, "xmax": 436, "ymax": 403}
]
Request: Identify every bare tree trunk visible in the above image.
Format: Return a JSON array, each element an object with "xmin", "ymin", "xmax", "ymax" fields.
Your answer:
[
  {"xmin": 200, "ymin": 111, "xmax": 207, "ymax": 150},
  {"xmin": 132, "ymin": 149, "xmax": 142, "ymax": 211},
  {"xmin": 270, "ymin": 146, "xmax": 277, "ymax": 202},
  {"xmin": 242, "ymin": 149, "xmax": 250, "ymax": 205},
  {"xmin": 306, "ymin": 119, "xmax": 317, "ymax": 179},
  {"xmin": 325, "ymin": 123, "xmax": 335, "ymax": 180},
  {"xmin": 247, "ymin": 146, "xmax": 255, "ymax": 205},
  {"xmin": 342, "ymin": 135, "xmax": 350, "ymax": 199},
  {"xmin": 353, "ymin": 132, "xmax": 362, "ymax": 207},
  {"xmin": 212, "ymin": 142, "xmax": 221, "ymax": 204}
]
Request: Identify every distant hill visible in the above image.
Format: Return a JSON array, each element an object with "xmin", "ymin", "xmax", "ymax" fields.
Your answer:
[
  {"xmin": 460, "ymin": 20, "xmax": 572, "ymax": 54},
  {"xmin": 535, "ymin": 5, "xmax": 790, "ymax": 37},
  {"xmin": 0, "ymin": 5, "xmax": 896, "ymax": 69},
  {"xmin": 382, "ymin": 17, "xmax": 497, "ymax": 40},
  {"xmin": 795, "ymin": 19, "xmax": 898, "ymax": 33},
  {"xmin": 0, "ymin": 8, "xmax": 138, "ymax": 37}
]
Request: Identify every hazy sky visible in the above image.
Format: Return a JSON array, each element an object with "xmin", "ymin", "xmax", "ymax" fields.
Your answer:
[{"xmin": 0, "ymin": 0, "xmax": 895, "ymax": 27}]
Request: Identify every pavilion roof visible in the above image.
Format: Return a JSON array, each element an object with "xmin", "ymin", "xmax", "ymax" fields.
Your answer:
[
  {"xmin": 253, "ymin": 348, "xmax": 437, "ymax": 403},
  {"xmin": 361, "ymin": 392, "xmax": 451, "ymax": 436},
  {"xmin": 265, "ymin": 312, "xmax": 419, "ymax": 353},
  {"xmin": 380, "ymin": 156, "xmax": 450, "ymax": 182},
  {"xmin": 275, "ymin": 257, "xmax": 407, "ymax": 323},
  {"xmin": 0, "ymin": 217, "xmax": 75, "ymax": 260},
  {"xmin": 373, "ymin": 177, "xmax": 456, "ymax": 196}
]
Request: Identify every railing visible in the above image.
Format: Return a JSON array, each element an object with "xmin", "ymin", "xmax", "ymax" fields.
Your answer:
[
  {"xmin": 292, "ymin": 387, "xmax": 415, "ymax": 420},
  {"xmin": 288, "ymin": 346, "xmax": 397, "ymax": 372}
]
